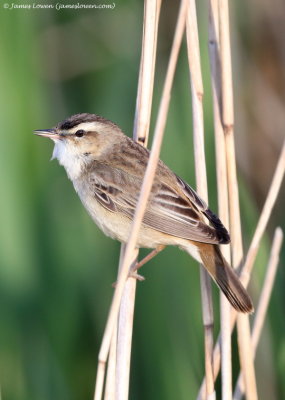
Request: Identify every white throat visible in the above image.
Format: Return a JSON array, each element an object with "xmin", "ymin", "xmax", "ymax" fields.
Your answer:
[{"xmin": 52, "ymin": 141, "xmax": 85, "ymax": 180}]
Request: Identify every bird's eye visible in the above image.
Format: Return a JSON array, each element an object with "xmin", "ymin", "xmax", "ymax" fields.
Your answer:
[{"xmin": 75, "ymin": 129, "xmax": 85, "ymax": 137}]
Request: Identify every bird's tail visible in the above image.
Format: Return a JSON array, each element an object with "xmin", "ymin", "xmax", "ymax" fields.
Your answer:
[{"xmin": 197, "ymin": 243, "xmax": 253, "ymax": 313}]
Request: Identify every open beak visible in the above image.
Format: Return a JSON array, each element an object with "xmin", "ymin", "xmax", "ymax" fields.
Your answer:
[{"xmin": 34, "ymin": 129, "xmax": 61, "ymax": 140}]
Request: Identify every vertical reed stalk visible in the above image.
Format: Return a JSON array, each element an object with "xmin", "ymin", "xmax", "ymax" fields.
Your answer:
[
  {"xmin": 218, "ymin": 0, "xmax": 258, "ymax": 399},
  {"xmin": 115, "ymin": 249, "xmax": 139, "ymax": 400},
  {"xmin": 94, "ymin": 1, "xmax": 188, "ymax": 399},
  {"xmin": 208, "ymin": 0, "xmax": 233, "ymax": 397},
  {"xmin": 104, "ymin": 329, "xmax": 117, "ymax": 400},
  {"xmin": 218, "ymin": 1, "xmax": 258, "ymax": 397},
  {"xmin": 114, "ymin": 1, "xmax": 161, "ymax": 398},
  {"xmin": 234, "ymin": 227, "xmax": 283, "ymax": 400},
  {"xmin": 197, "ymin": 141, "xmax": 285, "ymax": 399},
  {"xmin": 186, "ymin": 1, "xmax": 215, "ymax": 397},
  {"xmin": 133, "ymin": 0, "xmax": 162, "ymax": 145},
  {"xmin": 104, "ymin": 245, "xmax": 127, "ymax": 400},
  {"xmin": 104, "ymin": 246, "xmax": 125, "ymax": 400}
]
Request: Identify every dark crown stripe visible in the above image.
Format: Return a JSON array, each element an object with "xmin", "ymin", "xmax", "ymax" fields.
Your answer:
[{"xmin": 58, "ymin": 113, "xmax": 120, "ymax": 131}]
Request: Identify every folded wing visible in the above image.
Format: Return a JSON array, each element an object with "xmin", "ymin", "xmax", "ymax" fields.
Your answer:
[{"xmin": 87, "ymin": 163, "xmax": 230, "ymax": 245}]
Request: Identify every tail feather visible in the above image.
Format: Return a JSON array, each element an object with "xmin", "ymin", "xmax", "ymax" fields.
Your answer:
[{"xmin": 198, "ymin": 244, "xmax": 254, "ymax": 313}]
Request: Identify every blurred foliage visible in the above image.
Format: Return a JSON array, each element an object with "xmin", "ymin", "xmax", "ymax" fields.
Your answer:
[{"xmin": 0, "ymin": 1, "xmax": 284, "ymax": 400}]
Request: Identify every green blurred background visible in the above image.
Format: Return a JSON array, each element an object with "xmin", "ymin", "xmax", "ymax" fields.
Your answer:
[{"xmin": 0, "ymin": 1, "xmax": 284, "ymax": 399}]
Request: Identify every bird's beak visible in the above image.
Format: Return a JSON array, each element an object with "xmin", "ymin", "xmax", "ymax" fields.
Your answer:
[{"xmin": 34, "ymin": 129, "xmax": 61, "ymax": 140}]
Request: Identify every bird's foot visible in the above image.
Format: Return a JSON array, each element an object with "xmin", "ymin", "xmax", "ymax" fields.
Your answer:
[
  {"xmin": 112, "ymin": 271, "xmax": 145, "ymax": 288},
  {"xmin": 112, "ymin": 245, "xmax": 165, "ymax": 288}
]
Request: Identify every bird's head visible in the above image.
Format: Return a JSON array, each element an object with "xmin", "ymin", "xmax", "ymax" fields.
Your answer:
[{"xmin": 34, "ymin": 113, "xmax": 123, "ymax": 179}]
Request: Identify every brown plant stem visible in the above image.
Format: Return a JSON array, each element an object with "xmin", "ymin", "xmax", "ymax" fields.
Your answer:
[
  {"xmin": 186, "ymin": 1, "xmax": 215, "ymax": 398},
  {"xmin": 234, "ymin": 227, "xmax": 283, "ymax": 400},
  {"xmin": 219, "ymin": 0, "xmax": 258, "ymax": 398},
  {"xmin": 208, "ymin": 0, "xmax": 232, "ymax": 397},
  {"xmin": 115, "ymin": 250, "xmax": 138, "ymax": 400},
  {"xmin": 197, "ymin": 140, "xmax": 285, "ymax": 399},
  {"xmin": 93, "ymin": 1, "xmax": 188, "ymax": 399},
  {"xmin": 114, "ymin": 1, "xmax": 161, "ymax": 398}
]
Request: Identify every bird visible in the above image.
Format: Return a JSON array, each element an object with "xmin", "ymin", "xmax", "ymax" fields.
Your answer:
[{"xmin": 34, "ymin": 113, "xmax": 253, "ymax": 313}]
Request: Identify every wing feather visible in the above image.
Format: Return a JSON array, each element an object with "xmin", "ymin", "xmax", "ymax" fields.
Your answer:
[{"xmin": 87, "ymin": 163, "xmax": 230, "ymax": 244}]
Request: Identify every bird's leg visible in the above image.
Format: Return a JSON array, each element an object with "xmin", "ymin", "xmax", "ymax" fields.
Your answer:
[{"xmin": 130, "ymin": 245, "xmax": 166, "ymax": 275}]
